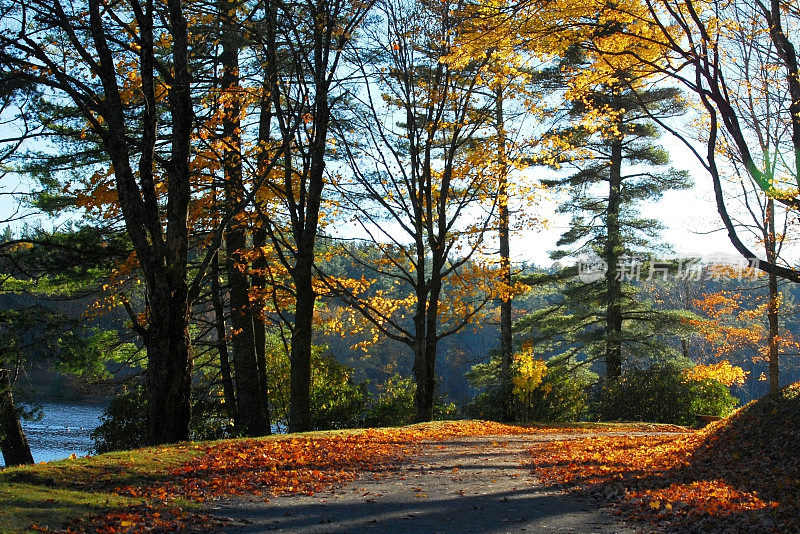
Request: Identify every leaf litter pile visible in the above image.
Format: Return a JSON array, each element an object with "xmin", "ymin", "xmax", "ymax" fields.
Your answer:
[{"xmin": 529, "ymin": 383, "xmax": 800, "ymax": 532}]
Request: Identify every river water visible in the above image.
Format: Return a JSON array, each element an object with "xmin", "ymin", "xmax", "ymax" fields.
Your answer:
[{"xmin": 0, "ymin": 403, "xmax": 105, "ymax": 467}]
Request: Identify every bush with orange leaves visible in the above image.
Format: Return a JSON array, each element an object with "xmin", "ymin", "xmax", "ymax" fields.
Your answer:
[{"xmin": 683, "ymin": 360, "xmax": 747, "ymax": 387}]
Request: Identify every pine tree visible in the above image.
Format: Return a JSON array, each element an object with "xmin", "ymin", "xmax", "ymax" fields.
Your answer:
[{"xmin": 537, "ymin": 70, "xmax": 692, "ymax": 380}]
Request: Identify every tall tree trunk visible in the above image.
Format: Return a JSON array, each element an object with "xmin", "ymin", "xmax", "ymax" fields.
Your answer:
[
  {"xmin": 145, "ymin": 286, "xmax": 192, "ymax": 445},
  {"xmin": 412, "ymin": 339, "xmax": 435, "ymax": 422},
  {"xmin": 286, "ymin": 137, "xmax": 325, "ymax": 433},
  {"xmin": 87, "ymin": 0, "xmax": 195, "ymax": 445},
  {"xmin": 251, "ymin": 226, "xmax": 271, "ymax": 434},
  {"xmin": 414, "ymin": 272, "xmax": 442, "ymax": 422},
  {"xmin": 144, "ymin": 0, "xmax": 195, "ymax": 445},
  {"xmin": 225, "ymin": 230, "xmax": 269, "ymax": 436},
  {"xmin": 254, "ymin": 21, "xmax": 276, "ymax": 432},
  {"xmin": 287, "ymin": 17, "xmax": 330, "ymax": 432},
  {"xmin": 289, "ymin": 258, "xmax": 315, "ymax": 432},
  {"xmin": 220, "ymin": 0, "xmax": 270, "ymax": 437},
  {"xmin": 0, "ymin": 369, "xmax": 33, "ymax": 466},
  {"xmin": 225, "ymin": 240, "xmax": 269, "ymax": 435},
  {"xmin": 765, "ymin": 198, "xmax": 780, "ymax": 395},
  {"xmin": 411, "ymin": 228, "xmax": 431, "ymax": 423},
  {"xmin": 604, "ymin": 134, "xmax": 624, "ymax": 380},
  {"xmin": 766, "ymin": 269, "xmax": 780, "ymax": 395},
  {"xmin": 495, "ymin": 85, "xmax": 514, "ymax": 421},
  {"xmin": 210, "ymin": 249, "xmax": 238, "ymax": 423}
]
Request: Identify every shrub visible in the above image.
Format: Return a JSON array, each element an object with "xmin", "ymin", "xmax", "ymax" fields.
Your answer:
[
  {"xmin": 688, "ymin": 378, "xmax": 740, "ymax": 417},
  {"xmin": 464, "ymin": 356, "xmax": 506, "ymax": 420},
  {"xmin": 94, "ymin": 341, "xmax": 465, "ymax": 452},
  {"xmin": 523, "ymin": 363, "xmax": 597, "ymax": 423},
  {"xmin": 593, "ymin": 361, "xmax": 740, "ymax": 425},
  {"xmin": 433, "ymin": 397, "xmax": 460, "ymax": 420},
  {"xmin": 364, "ymin": 374, "xmax": 416, "ymax": 427},
  {"xmin": 465, "ymin": 355, "xmax": 596, "ymax": 423},
  {"xmin": 92, "ymin": 384, "xmax": 147, "ymax": 453},
  {"xmin": 92, "ymin": 382, "xmax": 238, "ymax": 452},
  {"xmin": 265, "ymin": 340, "xmax": 368, "ymax": 431},
  {"xmin": 309, "ymin": 354, "xmax": 368, "ymax": 430},
  {"xmin": 190, "ymin": 393, "xmax": 237, "ymax": 441},
  {"xmin": 464, "ymin": 390, "xmax": 505, "ymax": 420}
]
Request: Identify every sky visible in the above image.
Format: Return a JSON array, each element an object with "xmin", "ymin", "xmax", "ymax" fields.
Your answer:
[
  {"xmin": 511, "ymin": 134, "xmax": 744, "ymax": 268},
  {"xmin": 0, "ymin": 116, "xmax": 790, "ymax": 274},
  {"xmin": 0, "ymin": 140, "xmax": 752, "ymax": 265}
]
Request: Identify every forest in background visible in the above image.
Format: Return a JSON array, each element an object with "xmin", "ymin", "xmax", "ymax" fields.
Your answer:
[{"xmin": 6, "ymin": 256, "xmax": 798, "ymax": 407}]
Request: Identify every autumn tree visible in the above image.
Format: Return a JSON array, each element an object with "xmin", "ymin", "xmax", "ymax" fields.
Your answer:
[
  {"xmin": 587, "ymin": 0, "xmax": 800, "ymax": 288},
  {"xmin": 709, "ymin": 167, "xmax": 795, "ymax": 396},
  {"xmin": 479, "ymin": 55, "xmax": 558, "ymax": 420},
  {"xmin": 580, "ymin": 0, "xmax": 800, "ymax": 392},
  {"xmin": 337, "ymin": 0, "xmax": 582, "ymax": 419},
  {"xmin": 0, "ymin": 0, "xmax": 290, "ymax": 443},
  {"xmin": 248, "ymin": 0, "xmax": 374, "ymax": 432},
  {"xmin": 693, "ymin": 4, "xmax": 798, "ymax": 395},
  {"xmin": 494, "ymin": 81, "xmax": 515, "ymax": 420},
  {"xmin": 690, "ymin": 288, "xmax": 798, "ymax": 394},
  {"xmin": 212, "ymin": 0, "xmax": 272, "ymax": 436},
  {"xmin": 324, "ymin": 0, "xmax": 503, "ymax": 422}
]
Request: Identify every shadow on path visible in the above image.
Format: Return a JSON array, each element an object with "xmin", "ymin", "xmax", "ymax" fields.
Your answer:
[{"xmin": 208, "ymin": 435, "xmax": 636, "ymax": 533}]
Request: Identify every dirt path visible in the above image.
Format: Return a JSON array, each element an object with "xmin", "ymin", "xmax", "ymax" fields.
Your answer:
[{"xmin": 207, "ymin": 433, "xmax": 643, "ymax": 533}]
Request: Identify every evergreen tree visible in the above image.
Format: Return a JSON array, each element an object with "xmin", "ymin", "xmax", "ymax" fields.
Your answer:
[{"xmin": 534, "ymin": 70, "xmax": 693, "ymax": 380}]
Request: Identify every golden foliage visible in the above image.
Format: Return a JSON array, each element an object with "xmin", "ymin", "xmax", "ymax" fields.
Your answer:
[
  {"xmin": 689, "ymin": 291, "xmax": 799, "ymax": 363},
  {"xmin": 683, "ymin": 361, "xmax": 747, "ymax": 387},
  {"xmin": 512, "ymin": 346, "xmax": 548, "ymax": 399}
]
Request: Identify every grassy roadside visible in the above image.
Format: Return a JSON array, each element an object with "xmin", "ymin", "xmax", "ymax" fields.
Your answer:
[
  {"xmin": 0, "ymin": 428, "xmax": 380, "ymax": 533},
  {"xmin": 0, "ymin": 420, "xmax": 690, "ymax": 533},
  {"xmin": 0, "ymin": 444, "xmax": 201, "ymax": 533}
]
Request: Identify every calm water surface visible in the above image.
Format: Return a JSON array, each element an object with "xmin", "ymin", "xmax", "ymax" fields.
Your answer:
[{"xmin": 0, "ymin": 403, "xmax": 104, "ymax": 467}]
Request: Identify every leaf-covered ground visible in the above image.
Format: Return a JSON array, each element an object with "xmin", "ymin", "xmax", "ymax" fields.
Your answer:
[
  {"xmin": 212, "ymin": 432, "xmax": 641, "ymax": 533},
  {"xmin": 8, "ymin": 393, "xmax": 791, "ymax": 533},
  {"xmin": 529, "ymin": 384, "xmax": 800, "ymax": 532},
  {"xmin": 0, "ymin": 421, "xmax": 680, "ymax": 533}
]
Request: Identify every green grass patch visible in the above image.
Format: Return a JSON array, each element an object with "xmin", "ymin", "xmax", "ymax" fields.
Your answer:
[
  {"xmin": 0, "ymin": 483, "xmax": 135, "ymax": 533},
  {"xmin": 0, "ymin": 444, "xmax": 202, "ymax": 533}
]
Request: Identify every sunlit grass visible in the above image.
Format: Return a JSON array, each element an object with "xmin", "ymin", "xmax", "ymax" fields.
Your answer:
[{"xmin": 0, "ymin": 444, "xmax": 201, "ymax": 533}]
